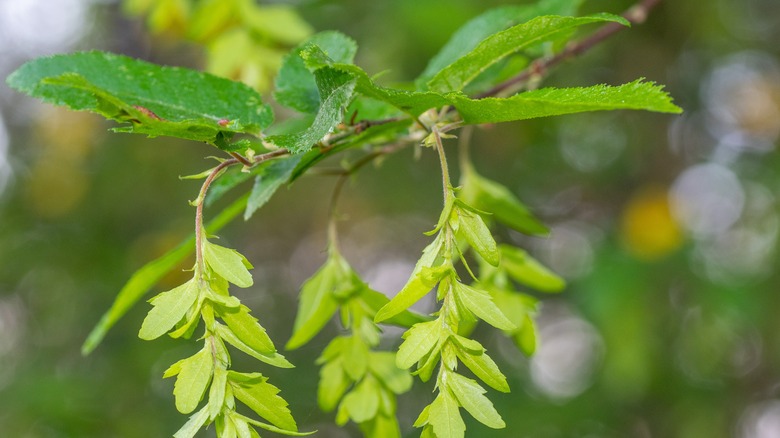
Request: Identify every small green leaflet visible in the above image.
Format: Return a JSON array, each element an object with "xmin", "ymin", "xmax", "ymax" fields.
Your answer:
[
  {"xmin": 396, "ymin": 321, "xmax": 442, "ymax": 369},
  {"xmin": 208, "ymin": 366, "xmax": 228, "ymax": 420},
  {"xmin": 453, "ymin": 282, "xmax": 516, "ymax": 331},
  {"xmin": 428, "ymin": 391, "xmax": 466, "ymax": 438},
  {"xmin": 172, "ymin": 346, "xmax": 214, "ymax": 414},
  {"xmin": 216, "ymin": 323, "xmax": 294, "ymax": 368},
  {"xmin": 416, "ymin": 0, "xmax": 584, "ymax": 88},
  {"xmin": 374, "ymin": 265, "xmax": 450, "ymax": 323},
  {"xmin": 445, "ymin": 373, "xmax": 505, "ymax": 429},
  {"xmin": 454, "ymin": 347, "xmax": 509, "ymax": 393},
  {"xmin": 233, "ymin": 412, "xmax": 316, "ymax": 436},
  {"xmin": 455, "ymin": 206, "xmax": 500, "ymax": 266},
  {"xmin": 6, "ymin": 51, "xmax": 272, "ymax": 146},
  {"xmin": 427, "ymin": 14, "xmax": 629, "ymax": 92},
  {"xmin": 138, "ymin": 278, "xmax": 200, "ymax": 340},
  {"xmin": 318, "ymin": 360, "xmax": 351, "ymax": 412},
  {"xmin": 220, "ymin": 304, "xmax": 276, "ymax": 354},
  {"xmin": 203, "ymin": 240, "xmax": 254, "ymax": 288},
  {"xmin": 368, "ymin": 352, "xmax": 413, "ymax": 395},
  {"xmin": 275, "ymin": 31, "xmax": 358, "ymax": 113},
  {"xmin": 286, "ymin": 253, "xmax": 343, "ymax": 350},
  {"xmin": 231, "ymin": 377, "xmax": 298, "ymax": 432},
  {"xmin": 173, "ymin": 406, "xmax": 210, "ymax": 438},
  {"xmin": 500, "ymin": 244, "xmax": 565, "ymax": 291},
  {"xmin": 339, "ymin": 378, "xmax": 380, "ymax": 423},
  {"xmin": 244, "ymin": 155, "xmax": 301, "ymax": 220}
]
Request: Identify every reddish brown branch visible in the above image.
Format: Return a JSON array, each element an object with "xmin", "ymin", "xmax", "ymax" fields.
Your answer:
[{"xmin": 475, "ymin": 0, "xmax": 663, "ymax": 99}]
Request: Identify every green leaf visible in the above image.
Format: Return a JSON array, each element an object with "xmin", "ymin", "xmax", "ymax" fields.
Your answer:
[
  {"xmin": 6, "ymin": 51, "xmax": 272, "ymax": 145},
  {"xmin": 275, "ymin": 31, "xmax": 358, "ymax": 113},
  {"xmin": 173, "ymin": 406, "xmax": 210, "ymax": 438},
  {"xmin": 244, "ymin": 155, "xmax": 301, "ymax": 220},
  {"xmin": 368, "ymin": 352, "xmax": 413, "ymax": 395},
  {"xmin": 318, "ymin": 360, "xmax": 351, "ymax": 412},
  {"xmin": 173, "ymin": 346, "xmax": 214, "ymax": 414},
  {"xmin": 220, "ymin": 304, "xmax": 276, "ymax": 355},
  {"xmin": 427, "ymin": 14, "xmax": 628, "ymax": 92},
  {"xmin": 203, "ymin": 240, "xmax": 253, "ymax": 288},
  {"xmin": 446, "ymin": 373, "xmax": 505, "ymax": 429},
  {"xmin": 360, "ymin": 288, "xmax": 431, "ymax": 328},
  {"xmin": 286, "ymin": 255, "xmax": 342, "ymax": 350},
  {"xmin": 416, "ymin": 0, "xmax": 583, "ymax": 88},
  {"xmin": 428, "ymin": 391, "xmax": 466, "ymax": 438},
  {"xmin": 340, "ymin": 378, "xmax": 380, "ymax": 423},
  {"xmin": 396, "ymin": 321, "xmax": 442, "ymax": 369},
  {"xmin": 231, "ymin": 377, "xmax": 298, "ymax": 432},
  {"xmin": 374, "ymin": 265, "xmax": 450, "ymax": 323},
  {"xmin": 452, "ymin": 79, "xmax": 683, "ymax": 124},
  {"xmin": 455, "ymin": 207, "xmax": 500, "ymax": 266},
  {"xmin": 455, "ymin": 348, "xmax": 509, "ymax": 393},
  {"xmin": 138, "ymin": 278, "xmax": 200, "ymax": 340},
  {"xmin": 461, "ymin": 166, "xmax": 549, "ymax": 236},
  {"xmin": 82, "ymin": 193, "xmax": 248, "ymax": 355},
  {"xmin": 267, "ymin": 67, "xmax": 356, "ymax": 153},
  {"xmin": 343, "ymin": 335, "xmax": 370, "ymax": 381},
  {"xmin": 216, "ymin": 323, "xmax": 294, "ymax": 368},
  {"xmin": 501, "ymin": 245, "xmax": 565, "ymax": 292},
  {"xmin": 208, "ymin": 366, "xmax": 228, "ymax": 420},
  {"xmin": 453, "ymin": 283, "xmax": 516, "ymax": 331}
]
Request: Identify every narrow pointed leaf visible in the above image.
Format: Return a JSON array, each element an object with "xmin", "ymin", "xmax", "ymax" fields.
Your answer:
[
  {"xmin": 417, "ymin": 0, "xmax": 583, "ymax": 88},
  {"xmin": 138, "ymin": 279, "xmax": 200, "ymax": 340},
  {"xmin": 455, "ymin": 349, "xmax": 509, "ymax": 393},
  {"xmin": 216, "ymin": 324, "xmax": 294, "ymax": 368},
  {"xmin": 454, "ymin": 283, "xmax": 516, "ymax": 330},
  {"xmin": 173, "ymin": 406, "xmax": 210, "ymax": 438},
  {"xmin": 428, "ymin": 14, "xmax": 628, "ymax": 92},
  {"xmin": 446, "ymin": 373, "xmax": 505, "ymax": 429},
  {"xmin": 244, "ymin": 155, "xmax": 301, "ymax": 220},
  {"xmin": 501, "ymin": 245, "xmax": 565, "ymax": 291},
  {"xmin": 368, "ymin": 352, "xmax": 413, "ymax": 395},
  {"xmin": 6, "ymin": 51, "xmax": 272, "ymax": 144},
  {"xmin": 457, "ymin": 208, "xmax": 500, "ymax": 266},
  {"xmin": 375, "ymin": 265, "xmax": 449, "ymax": 323},
  {"xmin": 286, "ymin": 257, "xmax": 341, "ymax": 349},
  {"xmin": 318, "ymin": 360, "xmax": 351, "ymax": 412},
  {"xmin": 234, "ymin": 412, "xmax": 316, "ymax": 436}
]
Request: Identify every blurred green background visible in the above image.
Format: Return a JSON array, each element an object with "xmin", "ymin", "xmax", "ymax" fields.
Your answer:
[{"xmin": 1, "ymin": 0, "xmax": 780, "ymax": 436}]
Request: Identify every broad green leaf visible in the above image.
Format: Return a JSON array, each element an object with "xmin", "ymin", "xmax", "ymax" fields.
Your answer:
[
  {"xmin": 374, "ymin": 265, "xmax": 450, "ymax": 323},
  {"xmin": 286, "ymin": 256, "xmax": 341, "ymax": 350},
  {"xmin": 138, "ymin": 278, "xmax": 200, "ymax": 340},
  {"xmin": 318, "ymin": 360, "xmax": 351, "ymax": 412},
  {"xmin": 231, "ymin": 377, "xmax": 298, "ymax": 432},
  {"xmin": 446, "ymin": 373, "xmax": 505, "ymax": 429},
  {"xmin": 216, "ymin": 323, "xmax": 294, "ymax": 368},
  {"xmin": 454, "ymin": 283, "xmax": 516, "ymax": 331},
  {"xmin": 6, "ymin": 51, "xmax": 272, "ymax": 145},
  {"xmin": 368, "ymin": 352, "xmax": 413, "ymax": 395},
  {"xmin": 452, "ymin": 79, "xmax": 683, "ymax": 123},
  {"xmin": 360, "ymin": 288, "xmax": 431, "ymax": 328},
  {"xmin": 455, "ymin": 349, "xmax": 509, "ymax": 393},
  {"xmin": 267, "ymin": 67, "xmax": 356, "ymax": 153},
  {"xmin": 428, "ymin": 391, "xmax": 466, "ymax": 438},
  {"xmin": 203, "ymin": 240, "xmax": 253, "ymax": 288},
  {"xmin": 461, "ymin": 166, "xmax": 548, "ymax": 236},
  {"xmin": 234, "ymin": 412, "xmax": 316, "ymax": 436},
  {"xmin": 220, "ymin": 304, "xmax": 276, "ymax": 355},
  {"xmin": 456, "ymin": 207, "xmax": 500, "ymax": 266},
  {"xmin": 396, "ymin": 321, "xmax": 442, "ymax": 369},
  {"xmin": 244, "ymin": 155, "xmax": 301, "ymax": 220},
  {"xmin": 340, "ymin": 378, "xmax": 380, "ymax": 423},
  {"xmin": 501, "ymin": 245, "xmax": 565, "ymax": 291},
  {"xmin": 275, "ymin": 31, "xmax": 358, "ymax": 113},
  {"xmin": 173, "ymin": 406, "xmax": 210, "ymax": 438},
  {"xmin": 427, "ymin": 14, "xmax": 628, "ymax": 92},
  {"xmin": 82, "ymin": 193, "xmax": 248, "ymax": 355},
  {"xmin": 173, "ymin": 346, "xmax": 214, "ymax": 414},
  {"xmin": 416, "ymin": 0, "xmax": 583, "ymax": 88}
]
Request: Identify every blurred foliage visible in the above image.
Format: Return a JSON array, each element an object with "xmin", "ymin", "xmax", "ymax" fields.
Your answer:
[{"xmin": 1, "ymin": 0, "xmax": 780, "ymax": 437}]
